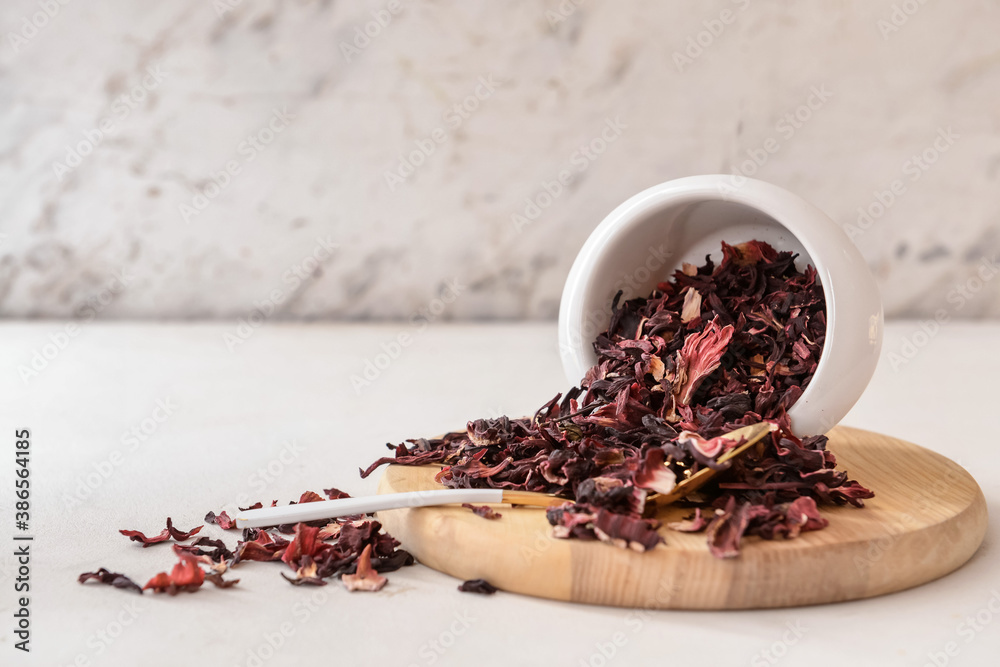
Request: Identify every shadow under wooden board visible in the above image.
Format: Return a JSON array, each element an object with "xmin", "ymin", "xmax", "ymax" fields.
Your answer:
[{"xmin": 376, "ymin": 426, "xmax": 988, "ymax": 610}]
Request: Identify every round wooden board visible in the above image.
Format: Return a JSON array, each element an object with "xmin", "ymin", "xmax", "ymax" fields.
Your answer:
[{"xmin": 376, "ymin": 426, "xmax": 988, "ymax": 609}]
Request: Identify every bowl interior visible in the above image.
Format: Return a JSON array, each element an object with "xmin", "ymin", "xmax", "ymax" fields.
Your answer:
[{"xmin": 567, "ymin": 198, "xmax": 819, "ymax": 372}]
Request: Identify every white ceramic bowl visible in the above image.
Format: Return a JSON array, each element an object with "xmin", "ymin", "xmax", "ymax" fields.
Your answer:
[{"xmin": 558, "ymin": 175, "xmax": 883, "ymax": 435}]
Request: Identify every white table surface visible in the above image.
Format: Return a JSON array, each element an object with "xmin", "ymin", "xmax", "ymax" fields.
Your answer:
[{"xmin": 0, "ymin": 321, "xmax": 996, "ymax": 667}]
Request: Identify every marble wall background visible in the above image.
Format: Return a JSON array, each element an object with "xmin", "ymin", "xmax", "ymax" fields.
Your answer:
[{"xmin": 1, "ymin": 0, "xmax": 998, "ymax": 321}]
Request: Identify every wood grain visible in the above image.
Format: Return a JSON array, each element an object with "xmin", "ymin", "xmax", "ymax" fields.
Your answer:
[{"xmin": 376, "ymin": 426, "xmax": 988, "ymax": 609}]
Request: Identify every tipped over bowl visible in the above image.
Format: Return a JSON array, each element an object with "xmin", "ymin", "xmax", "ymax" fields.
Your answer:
[{"xmin": 558, "ymin": 175, "xmax": 883, "ymax": 436}]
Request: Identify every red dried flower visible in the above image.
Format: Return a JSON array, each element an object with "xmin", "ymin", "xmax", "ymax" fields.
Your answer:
[
  {"xmin": 120, "ymin": 518, "xmax": 203, "ymax": 547},
  {"xmin": 78, "ymin": 569, "xmax": 143, "ymax": 594},
  {"xmin": 341, "ymin": 545, "xmax": 387, "ymax": 592},
  {"xmin": 462, "ymin": 503, "xmax": 502, "ymax": 520}
]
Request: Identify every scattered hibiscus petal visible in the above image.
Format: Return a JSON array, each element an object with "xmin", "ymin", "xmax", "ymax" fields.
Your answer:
[
  {"xmin": 458, "ymin": 579, "xmax": 498, "ymax": 595},
  {"xmin": 461, "ymin": 503, "xmax": 502, "ymax": 520},
  {"xmin": 341, "ymin": 545, "xmax": 387, "ymax": 592},
  {"xmin": 317, "ymin": 523, "xmax": 342, "ymax": 540},
  {"xmin": 323, "ymin": 487, "xmax": 351, "ymax": 500},
  {"xmin": 233, "ymin": 530, "xmax": 288, "ymax": 564},
  {"xmin": 281, "ymin": 556, "xmax": 327, "ymax": 587},
  {"xmin": 280, "ymin": 523, "xmax": 326, "ymax": 570},
  {"xmin": 120, "ymin": 527, "xmax": 171, "ymax": 547},
  {"xmin": 204, "ymin": 511, "xmax": 237, "ymax": 530},
  {"xmin": 144, "ymin": 545, "xmax": 207, "ymax": 594},
  {"xmin": 78, "ymin": 568, "xmax": 143, "ymax": 594},
  {"xmin": 205, "ymin": 571, "xmax": 240, "ymax": 589},
  {"xmin": 120, "ymin": 518, "xmax": 202, "ymax": 547}
]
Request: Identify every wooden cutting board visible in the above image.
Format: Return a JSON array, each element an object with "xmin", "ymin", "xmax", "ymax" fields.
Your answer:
[{"xmin": 376, "ymin": 426, "xmax": 988, "ymax": 609}]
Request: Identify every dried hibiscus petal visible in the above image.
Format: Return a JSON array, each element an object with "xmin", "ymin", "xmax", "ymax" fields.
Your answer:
[
  {"xmin": 341, "ymin": 544, "xmax": 387, "ymax": 592},
  {"xmin": 633, "ymin": 447, "xmax": 677, "ymax": 495},
  {"xmin": 672, "ymin": 318, "xmax": 735, "ymax": 407},
  {"xmin": 177, "ymin": 536, "xmax": 235, "ymax": 562},
  {"xmin": 458, "ymin": 579, "xmax": 498, "ymax": 595},
  {"xmin": 592, "ymin": 508, "xmax": 663, "ymax": 552},
  {"xmin": 282, "ymin": 556, "xmax": 327, "ymax": 586},
  {"xmin": 462, "ymin": 503, "xmax": 502, "ymax": 520},
  {"xmin": 547, "ymin": 502, "xmax": 663, "ymax": 552},
  {"xmin": 706, "ymin": 498, "xmax": 753, "ymax": 559},
  {"xmin": 120, "ymin": 518, "xmax": 202, "ymax": 547},
  {"xmin": 205, "ymin": 571, "xmax": 240, "ymax": 589},
  {"xmin": 281, "ymin": 523, "xmax": 326, "ymax": 569},
  {"xmin": 677, "ymin": 430, "xmax": 742, "ymax": 460},
  {"xmin": 204, "ymin": 510, "xmax": 237, "ymax": 530},
  {"xmin": 233, "ymin": 530, "xmax": 288, "ymax": 564},
  {"xmin": 667, "ymin": 508, "xmax": 709, "ymax": 533},
  {"xmin": 317, "ymin": 523, "xmax": 342, "ymax": 540},
  {"xmin": 144, "ymin": 545, "xmax": 208, "ymax": 594},
  {"xmin": 78, "ymin": 568, "xmax": 143, "ymax": 594}
]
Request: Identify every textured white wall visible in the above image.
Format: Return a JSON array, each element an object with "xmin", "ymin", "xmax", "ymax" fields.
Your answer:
[{"xmin": 1, "ymin": 0, "xmax": 998, "ymax": 320}]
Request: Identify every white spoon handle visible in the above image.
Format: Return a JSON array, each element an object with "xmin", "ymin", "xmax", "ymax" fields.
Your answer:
[{"xmin": 234, "ymin": 488, "xmax": 504, "ymax": 529}]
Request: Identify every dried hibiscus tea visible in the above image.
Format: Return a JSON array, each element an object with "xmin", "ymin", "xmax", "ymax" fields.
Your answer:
[
  {"xmin": 365, "ymin": 240, "xmax": 873, "ymax": 558},
  {"xmin": 82, "ymin": 484, "xmax": 415, "ymax": 598}
]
